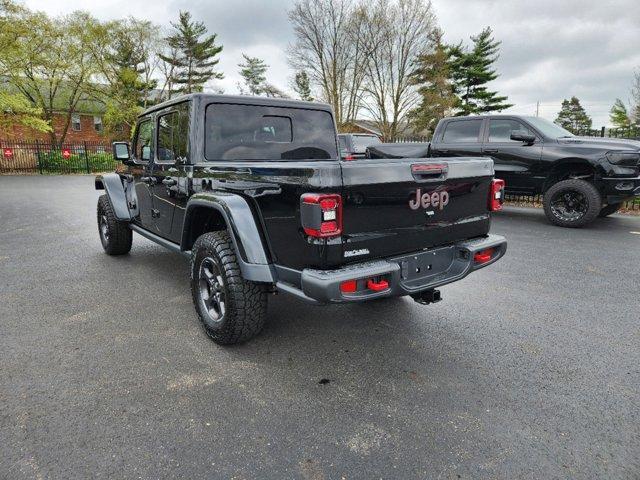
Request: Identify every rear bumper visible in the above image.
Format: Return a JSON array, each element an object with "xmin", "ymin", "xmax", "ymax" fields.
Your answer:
[
  {"xmin": 600, "ymin": 176, "xmax": 640, "ymax": 204},
  {"xmin": 278, "ymin": 234, "xmax": 507, "ymax": 304}
]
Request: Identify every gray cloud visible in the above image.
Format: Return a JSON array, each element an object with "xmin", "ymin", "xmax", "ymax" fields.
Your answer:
[
  {"xmin": 23, "ymin": 0, "xmax": 640, "ymax": 125},
  {"xmin": 435, "ymin": 0, "xmax": 640, "ymax": 124}
]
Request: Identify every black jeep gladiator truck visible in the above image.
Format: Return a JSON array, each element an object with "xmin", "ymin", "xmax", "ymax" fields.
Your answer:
[
  {"xmin": 96, "ymin": 94, "xmax": 506, "ymax": 345},
  {"xmin": 429, "ymin": 115, "xmax": 640, "ymax": 227}
]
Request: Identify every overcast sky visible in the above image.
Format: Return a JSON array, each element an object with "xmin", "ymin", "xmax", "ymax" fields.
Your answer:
[{"xmin": 22, "ymin": 0, "xmax": 640, "ymax": 126}]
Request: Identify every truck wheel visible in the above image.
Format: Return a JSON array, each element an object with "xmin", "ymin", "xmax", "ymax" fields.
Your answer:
[
  {"xmin": 97, "ymin": 194, "xmax": 132, "ymax": 255},
  {"xmin": 598, "ymin": 203, "xmax": 622, "ymax": 217},
  {"xmin": 543, "ymin": 179, "xmax": 602, "ymax": 228},
  {"xmin": 190, "ymin": 231, "xmax": 267, "ymax": 345}
]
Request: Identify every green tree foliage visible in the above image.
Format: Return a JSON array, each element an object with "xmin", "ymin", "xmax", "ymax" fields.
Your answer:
[
  {"xmin": 0, "ymin": 4, "xmax": 100, "ymax": 144},
  {"xmin": 409, "ymin": 28, "xmax": 455, "ymax": 135},
  {"xmin": 159, "ymin": 11, "xmax": 223, "ymax": 95},
  {"xmin": 293, "ymin": 71, "xmax": 313, "ymax": 101},
  {"xmin": 448, "ymin": 27, "xmax": 512, "ymax": 115},
  {"xmin": 555, "ymin": 97, "xmax": 592, "ymax": 133},
  {"xmin": 609, "ymin": 98, "xmax": 630, "ymax": 129},
  {"xmin": 261, "ymin": 83, "xmax": 289, "ymax": 98},
  {"xmin": 238, "ymin": 54, "xmax": 268, "ymax": 95},
  {"xmin": 91, "ymin": 18, "xmax": 159, "ymax": 134},
  {"xmin": 0, "ymin": 90, "xmax": 51, "ymax": 133}
]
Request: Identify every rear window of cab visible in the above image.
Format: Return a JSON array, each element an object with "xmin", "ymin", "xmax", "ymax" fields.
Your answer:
[{"xmin": 205, "ymin": 103, "xmax": 338, "ymax": 161}]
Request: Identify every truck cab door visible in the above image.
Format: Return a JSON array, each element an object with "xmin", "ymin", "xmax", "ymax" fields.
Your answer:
[
  {"xmin": 130, "ymin": 118, "xmax": 155, "ymax": 229},
  {"xmin": 149, "ymin": 101, "xmax": 191, "ymax": 243},
  {"xmin": 482, "ymin": 118, "xmax": 543, "ymax": 194},
  {"xmin": 430, "ymin": 118, "xmax": 484, "ymax": 157}
]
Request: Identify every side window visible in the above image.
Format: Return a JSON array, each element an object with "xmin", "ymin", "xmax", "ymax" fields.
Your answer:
[
  {"xmin": 488, "ymin": 119, "xmax": 534, "ymax": 142},
  {"xmin": 157, "ymin": 103, "xmax": 190, "ymax": 162},
  {"xmin": 134, "ymin": 119, "xmax": 153, "ymax": 161},
  {"xmin": 442, "ymin": 120, "xmax": 482, "ymax": 143}
]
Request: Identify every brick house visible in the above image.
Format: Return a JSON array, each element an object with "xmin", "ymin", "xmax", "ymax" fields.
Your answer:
[
  {"xmin": 0, "ymin": 110, "xmax": 130, "ymax": 144},
  {"xmin": 0, "ymin": 77, "xmax": 131, "ymax": 145}
]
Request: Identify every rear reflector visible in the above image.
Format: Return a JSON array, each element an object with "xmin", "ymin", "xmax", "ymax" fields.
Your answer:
[
  {"xmin": 300, "ymin": 193, "xmax": 343, "ymax": 238},
  {"xmin": 489, "ymin": 179, "xmax": 505, "ymax": 211},
  {"xmin": 340, "ymin": 280, "xmax": 357, "ymax": 293},
  {"xmin": 474, "ymin": 248, "xmax": 494, "ymax": 264}
]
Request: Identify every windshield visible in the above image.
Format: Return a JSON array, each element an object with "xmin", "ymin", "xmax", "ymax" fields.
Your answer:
[{"xmin": 524, "ymin": 117, "xmax": 574, "ymax": 138}]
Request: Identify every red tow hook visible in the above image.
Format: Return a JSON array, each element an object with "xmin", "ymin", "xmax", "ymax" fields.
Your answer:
[{"xmin": 367, "ymin": 278, "xmax": 389, "ymax": 292}]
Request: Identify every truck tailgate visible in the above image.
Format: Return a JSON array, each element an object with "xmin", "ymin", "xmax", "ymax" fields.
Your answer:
[{"xmin": 340, "ymin": 158, "xmax": 495, "ymax": 261}]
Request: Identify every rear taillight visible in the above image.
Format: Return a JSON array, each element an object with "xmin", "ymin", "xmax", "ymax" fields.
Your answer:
[
  {"xmin": 340, "ymin": 280, "xmax": 357, "ymax": 293},
  {"xmin": 344, "ymin": 154, "xmax": 355, "ymax": 161},
  {"xmin": 489, "ymin": 179, "xmax": 505, "ymax": 211},
  {"xmin": 300, "ymin": 193, "xmax": 342, "ymax": 238}
]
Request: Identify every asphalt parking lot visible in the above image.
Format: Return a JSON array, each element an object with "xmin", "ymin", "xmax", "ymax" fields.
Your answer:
[{"xmin": 1, "ymin": 175, "xmax": 639, "ymax": 479}]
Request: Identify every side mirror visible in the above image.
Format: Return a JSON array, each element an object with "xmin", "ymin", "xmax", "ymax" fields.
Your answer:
[
  {"xmin": 510, "ymin": 131, "xmax": 536, "ymax": 144},
  {"xmin": 112, "ymin": 142, "xmax": 130, "ymax": 161}
]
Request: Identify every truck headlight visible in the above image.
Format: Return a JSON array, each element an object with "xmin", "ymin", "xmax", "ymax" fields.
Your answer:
[{"xmin": 606, "ymin": 151, "xmax": 640, "ymax": 166}]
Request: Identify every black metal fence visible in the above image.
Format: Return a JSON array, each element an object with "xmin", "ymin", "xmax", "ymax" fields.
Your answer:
[
  {"xmin": 0, "ymin": 140, "xmax": 117, "ymax": 174},
  {"xmin": 574, "ymin": 125, "xmax": 640, "ymax": 140}
]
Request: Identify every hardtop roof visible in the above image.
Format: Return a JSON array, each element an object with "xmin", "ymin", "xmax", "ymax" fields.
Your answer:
[{"xmin": 139, "ymin": 93, "xmax": 333, "ymax": 117}]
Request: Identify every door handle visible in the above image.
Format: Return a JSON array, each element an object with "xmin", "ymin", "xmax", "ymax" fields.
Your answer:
[
  {"xmin": 162, "ymin": 177, "xmax": 177, "ymax": 186},
  {"xmin": 438, "ymin": 149, "xmax": 450, "ymax": 154},
  {"xmin": 484, "ymin": 149, "xmax": 499, "ymax": 154}
]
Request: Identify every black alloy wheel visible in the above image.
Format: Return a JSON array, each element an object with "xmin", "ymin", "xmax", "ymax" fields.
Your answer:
[
  {"xmin": 550, "ymin": 190, "xmax": 589, "ymax": 222},
  {"xmin": 543, "ymin": 179, "xmax": 601, "ymax": 228},
  {"xmin": 197, "ymin": 257, "xmax": 227, "ymax": 326}
]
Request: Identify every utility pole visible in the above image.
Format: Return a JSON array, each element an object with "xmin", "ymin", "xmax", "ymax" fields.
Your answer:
[{"xmin": 536, "ymin": 101, "xmax": 540, "ymax": 117}]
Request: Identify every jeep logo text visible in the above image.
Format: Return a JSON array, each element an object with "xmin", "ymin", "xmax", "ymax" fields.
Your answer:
[{"xmin": 409, "ymin": 189, "xmax": 450, "ymax": 211}]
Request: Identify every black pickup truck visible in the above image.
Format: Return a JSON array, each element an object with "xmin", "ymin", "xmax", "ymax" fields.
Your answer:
[
  {"xmin": 430, "ymin": 115, "xmax": 640, "ymax": 227},
  {"xmin": 96, "ymin": 94, "xmax": 506, "ymax": 344},
  {"xmin": 369, "ymin": 115, "xmax": 640, "ymax": 227}
]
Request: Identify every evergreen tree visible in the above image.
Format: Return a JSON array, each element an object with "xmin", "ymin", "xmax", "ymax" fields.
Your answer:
[
  {"xmin": 102, "ymin": 23, "xmax": 158, "ymax": 132},
  {"xmin": 262, "ymin": 83, "xmax": 288, "ymax": 98},
  {"xmin": 447, "ymin": 27, "xmax": 512, "ymax": 115},
  {"xmin": 238, "ymin": 54, "xmax": 268, "ymax": 95},
  {"xmin": 293, "ymin": 71, "xmax": 313, "ymax": 101},
  {"xmin": 158, "ymin": 11, "xmax": 223, "ymax": 94},
  {"xmin": 555, "ymin": 97, "xmax": 592, "ymax": 133},
  {"xmin": 409, "ymin": 28, "xmax": 455, "ymax": 135},
  {"xmin": 609, "ymin": 98, "xmax": 630, "ymax": 129}
]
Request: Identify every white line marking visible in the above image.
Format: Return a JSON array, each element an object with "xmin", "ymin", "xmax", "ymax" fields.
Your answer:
[{"xmin": 630, "ymin": 231, "xmax": 640, "ymax": 235}]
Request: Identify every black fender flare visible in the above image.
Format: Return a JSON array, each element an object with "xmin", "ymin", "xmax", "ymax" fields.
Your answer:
[
  {"xmin": 95, "ymin": 173, "xmax": 131, "ymax": 221},
  {"xmin": 182, "ymin": 192, "xmax": 275, "ymax": 283}
]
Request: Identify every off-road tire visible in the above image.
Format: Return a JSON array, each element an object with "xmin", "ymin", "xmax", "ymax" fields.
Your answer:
[
  {"xmin": 191, "ymin": 231, "xmax": 268, "ymax": 345},
  {"xmin": 543, "ymin": 179, "xmax": 602, "ymax": 228},
  {"xmin": 598, "ymin": 203, "xmax": 622, "ymax": 217},
  {"xmin": 97, "ymin": 195, "xmax": 132, "ymax": 255}
]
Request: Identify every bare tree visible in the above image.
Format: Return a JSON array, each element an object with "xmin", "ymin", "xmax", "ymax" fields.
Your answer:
[
  {"xmin": 288, "ymin": 0, "xmax": 364, "ymax": 126},
  {"xmin": 632, "ymin": 69, "xmax": 640, "ymax": 126},
  {"xmin": 359, "ymin": 0, "xmax": 436, "ymax": 139}
]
